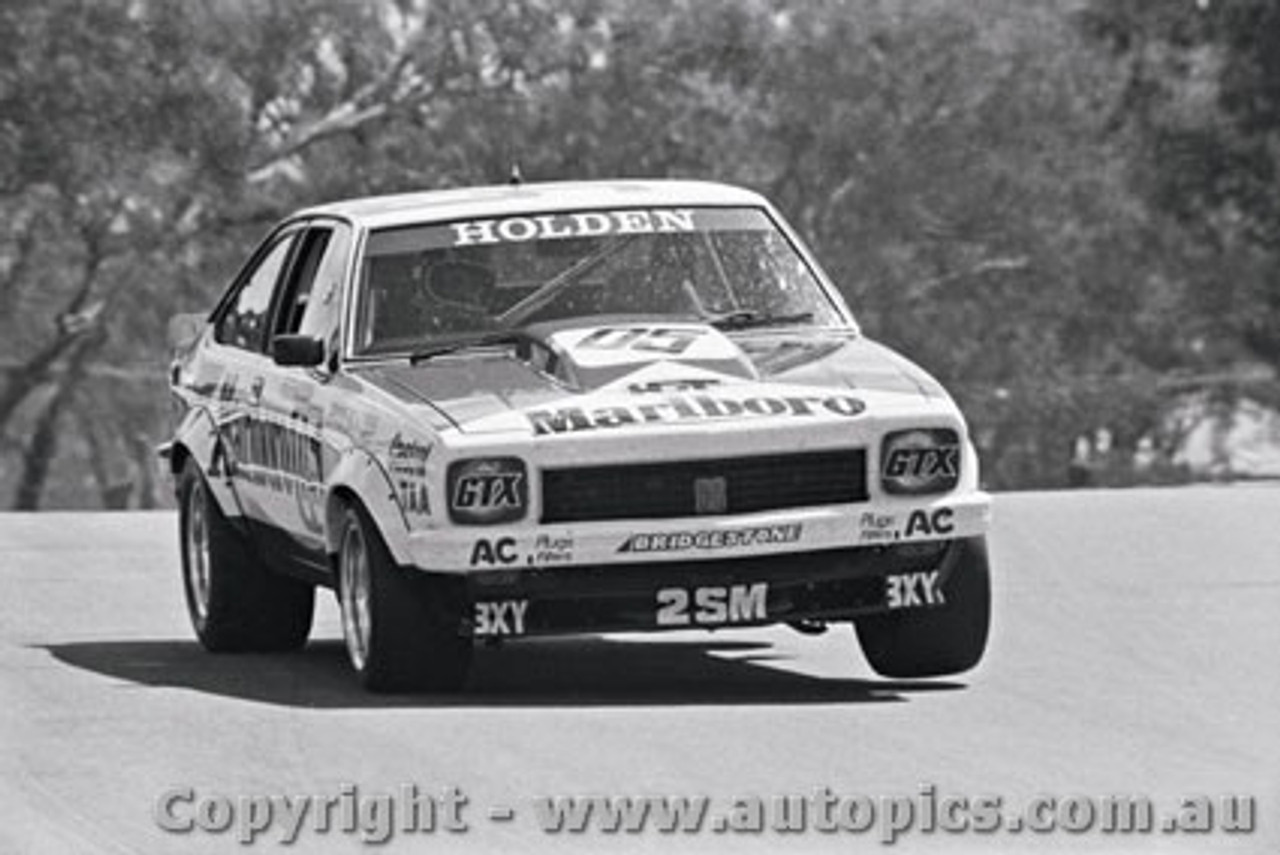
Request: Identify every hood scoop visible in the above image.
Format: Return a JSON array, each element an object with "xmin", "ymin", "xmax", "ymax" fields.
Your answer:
[{"xmin": 540, "ymin": 321, "xmax": 758, "ymax": 389}]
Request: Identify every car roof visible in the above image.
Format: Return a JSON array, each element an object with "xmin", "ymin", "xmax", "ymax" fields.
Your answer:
[{"xmin": 296, "ymin": 179, "xmax": 769, "ymax": 230}]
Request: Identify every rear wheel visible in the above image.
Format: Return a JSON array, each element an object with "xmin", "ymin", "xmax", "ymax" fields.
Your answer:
[
  {"xmin": 336, "ymin": 502, "xmax": 472, "ymax": 693},
  {"xmin": 855, "ymin": 536, "xmax": 991, "ymax": 678},
  {"xmin": 178, "ymin": 459, "xmax": 314, "ymax": 652}
]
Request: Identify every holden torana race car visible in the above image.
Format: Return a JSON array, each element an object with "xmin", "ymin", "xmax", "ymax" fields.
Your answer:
[{"xmin": 162, "ymin": 179, "xmax": 991, "ymax": 692}]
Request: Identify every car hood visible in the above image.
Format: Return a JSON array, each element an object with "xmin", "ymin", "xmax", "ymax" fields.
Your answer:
[{"xmin": 352, "ymin": 322, "xmax": 949, "ymax": 437}]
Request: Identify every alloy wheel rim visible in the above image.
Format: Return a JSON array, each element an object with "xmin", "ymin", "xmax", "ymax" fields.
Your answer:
[
  {"xmin": 339, "ymin": 521, "xmax": 372, "ymax": 671},
  {"xmin": 184, "ymin": 481, "xmax": 212, "ymax": 624}
]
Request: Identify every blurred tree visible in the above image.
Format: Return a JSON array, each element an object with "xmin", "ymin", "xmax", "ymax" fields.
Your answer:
[
  {"xmin": 0, "ymin": 0, "xmax": 213, "ymax": 507},
  {"xmin": 1078, "ymin": 0, "xmax": 1280, "ymax": 373}
]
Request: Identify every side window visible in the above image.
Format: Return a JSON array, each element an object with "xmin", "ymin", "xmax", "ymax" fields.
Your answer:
[
  {"xmin": 215, "ymin": 234, "xmax": 297, "ymax": 351},
  {"xmin": 273, "ymin": 227, "xmax": 333, "ymax": 339},
  {"xmin": 295, "ymin": 223, "xmax": 352, "ymax": 346}
]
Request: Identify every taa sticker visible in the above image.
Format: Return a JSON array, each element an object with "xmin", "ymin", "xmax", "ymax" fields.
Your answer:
[
  {"xmin": 474, "ymin": 600, "xmax": 529, "ymax": 636},
  {"xmin": 885, "ymin": 571, "xmax": 945, "ymax": 610},
  {"xmin": 655, "ymin": 583, "xmax": 768, "ymax": 627},
  {"xmin": 470, "ymin": 537, "xmax": 518, "ymax": 567},
  {"xmin": 398, "ymin": 479, "xmax": 430, "ymax": 516},
  {"xmin": 904, "ymin": 507, "xmax": 954, "ymax": 537}
]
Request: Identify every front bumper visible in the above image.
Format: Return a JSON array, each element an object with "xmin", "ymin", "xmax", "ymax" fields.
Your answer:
[
  {"xmin": 406, "ymin": 491, "xmax": 992, "ymax": 574},
  {"xmin": 457, "ymin": 538, "xmax": 971, "ymax": 638}
]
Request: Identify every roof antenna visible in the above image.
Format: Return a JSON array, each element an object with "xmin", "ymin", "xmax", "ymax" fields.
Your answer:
[{"xmin": 508, "ymin": 161, "xmax": 524, "ymax": 186}]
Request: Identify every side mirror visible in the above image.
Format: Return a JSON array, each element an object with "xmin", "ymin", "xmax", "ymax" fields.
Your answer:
[
  {"xmin": 167, "ymin": 313, "xmax": 206, "ymax": 351},
  {"xmin": 272, "ymin": 334, "xmax": 325, "ymax": 367}
]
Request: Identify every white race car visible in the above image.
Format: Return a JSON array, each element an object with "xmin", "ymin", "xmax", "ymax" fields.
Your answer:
[{"xmin": 162, "ymin": 179, "xmax": 992, "ymax": 692}]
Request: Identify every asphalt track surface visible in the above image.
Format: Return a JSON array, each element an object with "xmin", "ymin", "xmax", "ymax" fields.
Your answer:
[{"xmin": 1, "ymin": 487, "xmax": 1276, "ymax": 854}]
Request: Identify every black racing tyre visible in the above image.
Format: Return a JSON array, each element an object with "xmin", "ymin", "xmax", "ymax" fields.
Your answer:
[
  {"xmin": 855, "ymin": 536, "xmax": 991, "ymax": 678},
  {"xmin": 335, "ymin": 501, "xmax": 472, "ymax": 693},
  {"xmin": 178, "ymin": 458, "xmax": 314, "ymax": 652}
]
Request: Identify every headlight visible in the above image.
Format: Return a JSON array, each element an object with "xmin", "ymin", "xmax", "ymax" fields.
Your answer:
[
  {"xmin": 447, "ymin": 457, "xmax": 528, "ymax": 524},
  {"xmin": 880, "ymin": 429, "xmax": 960, "ymax": 495}
]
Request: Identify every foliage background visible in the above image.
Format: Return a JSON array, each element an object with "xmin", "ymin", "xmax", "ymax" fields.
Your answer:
[{"xmin": 1, "ymin": 0, "xmax": 1276, "ymax": 508}]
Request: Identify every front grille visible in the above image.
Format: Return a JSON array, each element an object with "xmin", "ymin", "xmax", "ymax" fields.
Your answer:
[{"xmin": 541, "ymin": 449, "xmax": 867, "ymax": 523}]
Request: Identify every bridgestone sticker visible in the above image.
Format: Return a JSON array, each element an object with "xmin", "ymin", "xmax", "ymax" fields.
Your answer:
[{"xmin": 618, "ymin": 524, "xmax": 802, "ymax": 554}]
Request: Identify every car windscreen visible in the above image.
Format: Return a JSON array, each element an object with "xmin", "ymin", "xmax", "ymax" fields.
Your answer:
[{"xmin": 351, "ymin": 206, "xmax": 845, "ymax": 356}]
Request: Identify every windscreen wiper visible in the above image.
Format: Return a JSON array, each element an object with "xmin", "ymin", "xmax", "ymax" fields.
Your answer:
[
  {"xmin": 408, "ymin": 330, "xmax": 535, "ymax": 364},
  {"xmin": 495, "ymin": 235, "xmax": 638, "ymax": 329},
  {"xmin": 704, "ymin": 309, "xmax": 814, "ymax": 331}
]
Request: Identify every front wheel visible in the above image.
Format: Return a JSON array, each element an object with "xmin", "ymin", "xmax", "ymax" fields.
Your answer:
[
  {"xmin": 335, "ymin": 503, "xmax": 472, "ymax": 693},
  {"xmin": 178, "ymin": 459, "xmax": 313, "ymax": 652},
  {"xmin": 855, "ymin": 536, "xmax": 991, "ymax": 678}
]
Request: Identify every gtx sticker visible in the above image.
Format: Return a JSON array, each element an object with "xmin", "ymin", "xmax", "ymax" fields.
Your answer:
[
  {"xmin": 474, "ymin": 599, "xmax": 529, "ymax": 636},
  {"xmin": 454, "ymin": 473, "xmax": 522, "ymax": 509},
  {"xmin": 469, "ymin": 537, "xmax": 519, "ymax": 567},
  {"xmin": 883, "ymin": 445, "xmax": 959, "ymax": 479},
  {"xmin": 451, "ymin": 209, "xmax": 695, "ymax": 247},
  {"xmin": 886, "ymin": 571, "xmax": 945, "ymax": 610},
  {"xmin": 448, "ymin": 458, "xmax": 527, "ymax": 524},
  {"xmin": 656, "ymin": 583, "xmax": 768, "ymax": 627},
  {"xmin": 527, "ymin": 394, "xmax": 864, "ymax": 435},
  {"xmin": 619, "ymin": 524, "xmax": 802, "ymax": 554}
]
